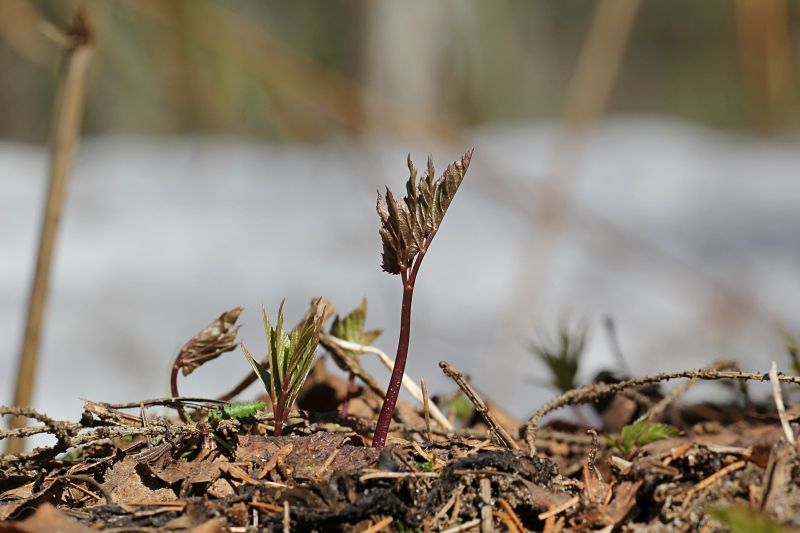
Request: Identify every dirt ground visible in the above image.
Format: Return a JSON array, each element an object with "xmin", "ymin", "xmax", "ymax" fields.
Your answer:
[{"xmin": 2, "ymin": 360, "xmax": 799, "ymax": 532}]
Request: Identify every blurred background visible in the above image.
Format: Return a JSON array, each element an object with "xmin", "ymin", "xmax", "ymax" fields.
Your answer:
[{"xmin": 2, "ymin": 0, "xmax": 800, "ymax": 427}]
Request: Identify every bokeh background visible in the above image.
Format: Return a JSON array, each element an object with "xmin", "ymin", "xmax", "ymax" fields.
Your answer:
[{"xmin": 3, "ymin": 0, "xmax": 800, "ymax": 427}]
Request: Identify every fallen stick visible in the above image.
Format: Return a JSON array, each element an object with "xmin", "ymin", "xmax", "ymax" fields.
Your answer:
[{"xmin": 440, "ymin": 361, "xmax": 519, "ymax": 450}]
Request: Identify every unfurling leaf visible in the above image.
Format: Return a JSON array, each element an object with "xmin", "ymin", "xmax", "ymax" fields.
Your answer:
[
  {"xmin": 241, "ymin": 299, "xmax": 326, "ymax": 436},
  {"xmin": 329, "ymin": 298, "xmax": 382, "ymax": 360},
  {"xmin": 178, "ymin": 307, "xmax": 243, "ymax": 376},
  {"xmin": 377, "ymin": 148, "xmax": 473, "ymax": 275}
]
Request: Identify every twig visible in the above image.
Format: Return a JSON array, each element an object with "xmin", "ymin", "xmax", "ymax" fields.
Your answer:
[
  {"xmin": 769, "ymin": 361, "xmax": 796, "ymax": 447},
  {"xmin": 680, "ymin": 460, "xmax": 746, "ymax": 506},
  {"xmin": 525, "ymin": 367, "xmax": 800, "ymax": 454},
  {"xmin": 50, "ymin": 474, "xmax": 112, "ymax": 505},
  {"xmin": 361, "ymin": 516, "xmax": 394, "ymax": 533},
  {"xmin": 359, "ymin": 471, "xmax": 439, "ymax": 482},
  {"xmin": 440, "ymin": 361, "xmax": 519, "ymax": 450},
  {"xmin": 480, "ymin": 477, "xmax": 494, "ymax": 533},
  {"xmin": 421, "ymin": 379, "xmax": 432, "ymax": 441},
  {"xmin": 644, "ymin": 360, "xmax": 734, "ymax": 421},
  {"xmin": 441, "ymin": 518, "xmax": 481, "ymax": 533},
  {"xmin": 498, "ymin": 499, "xmax": 526, "ymax": 533},
  {"xmin": 103, "ymin": 397, "xmax": 227, "ymax": 410},
  {"xmin": 283, "ymin": 501, "xmax": 290, "ymax": 533},
  {"xmin": 324, "ymin": 335, "xmax": 453, "ymax": 431},
  {"xmin": 8, "ymin": 10, "xmax": 93, "ymax": 455}
]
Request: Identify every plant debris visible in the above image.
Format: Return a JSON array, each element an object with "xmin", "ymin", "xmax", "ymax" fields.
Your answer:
[{"xmin": 3, "ymin": 355, "xmax": 800, "ymax": 531}]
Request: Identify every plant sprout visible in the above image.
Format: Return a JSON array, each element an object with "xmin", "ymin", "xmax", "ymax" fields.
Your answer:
[
  {"xmin": 329, "ymin": 298, "xmax": 382, "ymax": 418},
  {"xmin": 241, "ymin": 299, "xmax": 325, "ymax": 436},
  {"xmin": 528, "ymin": 321, "xmax": 588, "ymax": 394},
  {"xmin": 372, "ymin": 148, "xmax": 473, "ymax": 448}
]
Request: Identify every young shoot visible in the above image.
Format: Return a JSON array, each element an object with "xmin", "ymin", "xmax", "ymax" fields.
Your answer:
[
  {"xmin": 529, "ymin": 321, "xmax": 588, "ymax": 394},
  {"xmin": 329, "ymin": 298, "xmax": 382, "ymax": 418},
  {"xmin": 372, "ymin": 148, "xmax": 473, "ymax": 448},
  {"xmin": 241, "ymin": 299, "xmax": 325, "ymax": 436}
]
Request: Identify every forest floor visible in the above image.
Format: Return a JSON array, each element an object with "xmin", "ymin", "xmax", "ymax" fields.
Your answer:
[{"xmin": 2, "ymin": 358, "xmax": 799, "ymax": 533}]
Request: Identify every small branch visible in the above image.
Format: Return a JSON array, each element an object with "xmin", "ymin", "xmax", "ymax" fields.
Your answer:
[
  {"xmin": 440, "ymin": 361, "xmax": 519, "ymax": 450},
  {"xmin": 769, "ymin": 361, "xmax": 796, "ymax": 447},
  {"xmin": 102, "ymin": 397, "xmax": 227, "ymax": 410},
  {"xmin": 325, "ymin": 335, "xmax": 453, "ymax": 430},
  {"xmin": 525, "ymin": 367, "xmax": 800, "ymax": 455}
]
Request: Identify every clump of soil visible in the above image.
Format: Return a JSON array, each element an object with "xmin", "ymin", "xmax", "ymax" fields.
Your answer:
[{"xmin": 2, "ymin": 362, "xmax": 799, "ymax": 532}]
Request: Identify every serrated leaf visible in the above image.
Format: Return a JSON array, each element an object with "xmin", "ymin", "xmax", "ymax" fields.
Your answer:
[{"xmin": 377, "ymin": 148, "xmax": 473, "ymax": 275}]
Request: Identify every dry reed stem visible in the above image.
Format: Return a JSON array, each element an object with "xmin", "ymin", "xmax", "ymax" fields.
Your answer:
[
  {"xmin": 8, "ymin": 11, "xmax": 93, "ymax": 455},
  {"xmin": 769, "ymin": 360, "xmax": 796, "ymax": 447},
  {"xmin": 526, "ymin": 367, "xmax": 800, "ymax": 455}
]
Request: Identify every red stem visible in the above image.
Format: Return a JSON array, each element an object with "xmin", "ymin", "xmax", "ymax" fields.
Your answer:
[
  {"xmin": 170, "ymin": 359, "xmax": 190, "ymax": 422},
  {"xmin": 372, "ymin": 278, "xmax": 415, "ymax": 447}
]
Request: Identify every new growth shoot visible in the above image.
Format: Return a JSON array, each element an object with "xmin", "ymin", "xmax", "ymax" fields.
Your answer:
[
  {"xmin": 371, "ymin": 148, "xmax": 473, "ymax": 448},
  {"xmin": 241, "ymin": 299, "xmax": 326, "ymax": 436}
]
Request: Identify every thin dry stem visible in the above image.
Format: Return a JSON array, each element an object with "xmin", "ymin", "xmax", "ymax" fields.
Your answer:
[
  {"xmin": 9, "ymin": 11, "xmax": 93, "ymax": 455},
  {"xmin": 769, "ymin": 360, "xmax": 796, "ymax": 447},
  {"xmin": 440, "ymin": 361, "xmax": 519, "ymax": 450}
]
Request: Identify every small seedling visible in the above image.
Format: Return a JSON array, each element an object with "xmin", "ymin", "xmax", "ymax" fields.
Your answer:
[
  {"xmin": 372, "ymin": 148, "xmax": 473, "ymax": 448},
  {"xmin": 171, "ymin": 307, "xmax": 243, "ymax": 421},
  {"xmin": 528, "ymin": 321, "xmax": 588, "ymax": 394},
  {"xmin": 329, "ymin": 298, "xmax": 382, "ymax": 418},
  {"xmin": 606, "ymin": 418, "xmax": 679, "ymax": 455},
  {"xmin": 241, "ymin": 299, "xmax": 325, "ymax": 436}
]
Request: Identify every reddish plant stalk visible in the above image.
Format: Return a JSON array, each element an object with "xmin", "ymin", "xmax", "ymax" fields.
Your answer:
[
  {"xmin": 372, "ymin": 242, "xmax": 429, "ymax": 448},
  {"xmin": 170, "ymin": 360, "xmax": 190, "ymax": 422}
]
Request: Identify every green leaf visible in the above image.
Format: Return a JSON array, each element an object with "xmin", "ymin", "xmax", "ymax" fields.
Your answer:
[
  {"xmin": 242, "ymin": 343, "xmax": 272, "ymax": 393},
  {"xmin": 709, "ymin": 505, "xmax": 797, "ymax": 533},
  {"xmin": 329, "ymin": 298, "xmax": 382, "ymax": 362},
  {"xmin": 377, "ymin": 149, "xmax": 473, "ymax": 275},
  {"xmin": 611, "ymin": 419, "xmax": 679, "ymax": 454},
  {"xmin": 208, "ymin": 401, "xmax": 266, "ymax": 420}
]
